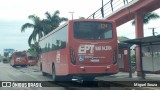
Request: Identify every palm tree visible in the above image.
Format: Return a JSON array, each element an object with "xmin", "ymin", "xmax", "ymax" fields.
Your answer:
[
  {"xmin": 27, "ymin": 42, "xmax": 40, "ymax": 58},
  {"xmin": 21, "ymin": 10, "xmax": 68, "ymax": 47},
  {"xmin": 44, "ymin": 10, "xmax": 68, "ymax": 34},
  {"xmin": 21, "ymin": 15, "xmax": 45, "ymax": 47},
  {"xmin": 131, "ymin": 12, "xmax": 160, "ymax": 25}
]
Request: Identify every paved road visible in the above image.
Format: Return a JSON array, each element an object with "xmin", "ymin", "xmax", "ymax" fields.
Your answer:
[
  {"xmin": 0, "ymin": 63, "xmax": 51, "ymax": 81},
  {"xmin": 1, "ymin": 63, "xmax": 159, "ymax": 90},
  {"xmin": 0, "ymin": 63, "xmax": 115, "ymax": 90}
]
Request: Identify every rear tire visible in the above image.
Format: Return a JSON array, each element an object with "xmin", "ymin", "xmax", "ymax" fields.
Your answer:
[
  {"xmin": 52, "ymin": 64, "xmax": 71, "ymax": 81},
  {"xmin": 83, "ymin": 76, "xmax": 95, "ymax": 81},
  {"xmin": 52, "ymin": 65, "xmax": 59, "ymax": 81},
  {"xmin": 41, "ymin": 63, "xmax": 47, "ymax": 76},
  {"xmin": 12, "ymin": 65, "xmax": 16, "ymax": 67},
  {"xmin": 21, "ymin": 65, "xmax": 27, "ymax": 67}
]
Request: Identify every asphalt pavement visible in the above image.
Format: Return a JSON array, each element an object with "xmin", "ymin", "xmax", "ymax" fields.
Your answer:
[
  {"xmin": 0, "ymin": 62, "xmax": 159, "ymax": 90},
  {"xmin": 0, "ymin": 63, "xmax": 114, "ymax": 90}
]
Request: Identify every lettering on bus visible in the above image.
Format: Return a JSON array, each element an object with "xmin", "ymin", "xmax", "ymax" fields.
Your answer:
[
  {"xmin": 78, "ymin": 45, "xmax": 112, "ymax": 54},
  {"xmin": 78, "ymin": 45, "xmax": 94, "ymax": 54},
  {"xmin": 56, "ymin": 51, "xmax": 60, "ymax": 63}
]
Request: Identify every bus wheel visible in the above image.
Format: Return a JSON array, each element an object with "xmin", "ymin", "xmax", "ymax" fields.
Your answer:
[
  {"xmin": 41, "ymin": 64, "xmax": 47, "ymax": 76},
  {"xmin": 52, "ymin": 65, "xmax": 59, "ymax": 81},
  {"xmin": 83, "ymin": 76, "xmax": 95, "ymax": 81},
  {"xmin": 52, "ymin": 65, "xmax": 70, "ymax": 81},
  {"xmin": 21, "ymin": 65, "xmax": 27, "ymax": 67},
  {"xmin": 63, "ymin": 76, "xmax": 71, "ymax": 81}
]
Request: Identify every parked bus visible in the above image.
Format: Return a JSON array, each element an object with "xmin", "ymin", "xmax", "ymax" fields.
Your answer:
[
  {"xmin": 10, "ymin": 51, "xmax": 28, "ymax": 67},
  {"xmin": 27, "ymin": 56, "xmax": 36, "ymax": 66},
  {"xmin": 39, "ymin": 19, "xmax": 119, "ymax": 81},
  {"xmin": 26, "ymin": 53, "xmax": 37, "ymax": 66}
]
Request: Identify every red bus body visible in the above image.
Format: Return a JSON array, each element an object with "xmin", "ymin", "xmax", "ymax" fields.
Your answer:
[
  {"xmin": 39, "ymin": 19, "xmax": 119, "ymax": 80},
  {"xmin": 27, "ymin": 56, "xmax": 36, "ymax": 66},
  {"xmin": 10, "ymin": 51, "xmax": 28, "ymax": 67}
]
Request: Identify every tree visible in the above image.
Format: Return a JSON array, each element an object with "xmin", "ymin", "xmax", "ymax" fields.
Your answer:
[
  {"xmin": 118, "ymin": 36, "xmax": 129, "ymax": 43},
  {"xmin": 27, "ymin": 42, "xmax": 40, "ymax": 59},
  {"xmin": 21, "ymin": 15, "xmax": 45, "ymax": 47},
  {"xmin": 44, "ymin": 10, "xmax": 68, "ymax": 34},
  {"xmin": 131, "ymin": 12, "xmax": 160, "ymax": 25},
  {"xmin": 21, "ymin": 10, "xmax": 68, "ymax": 51},
  {"xmin": 79, "ymin": 17, "xmax": 85, "ymax": 19},
  {"xmin": 131, "ymin": 54, "xmax": 136, "ymax": 63}
]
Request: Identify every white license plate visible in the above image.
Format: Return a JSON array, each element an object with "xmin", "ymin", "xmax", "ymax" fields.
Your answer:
[{"xmin": 91, "ymin": 58, "xmax": 99, "ymax": 62}]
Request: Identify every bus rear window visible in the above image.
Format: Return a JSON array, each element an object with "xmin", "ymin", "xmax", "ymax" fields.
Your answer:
[
  {"xmin": 15, "ymin": 52, "xmax": 26, "ymax": 57},
  {"xmin": 74, "ymin": 22, "xmax": 112, "ymax": 40},
  {"xmin": 28, "ymin": 56, "xmax": 35, "ymax": 60}
]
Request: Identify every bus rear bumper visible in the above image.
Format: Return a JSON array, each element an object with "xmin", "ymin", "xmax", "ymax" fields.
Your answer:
[
  {"xmin": 69, "ymin": 64, "xmax": 119, "ymax": 75},
  {"xmin": 11, "ymin": 64, "xmax": 27, "ymax": 67}
]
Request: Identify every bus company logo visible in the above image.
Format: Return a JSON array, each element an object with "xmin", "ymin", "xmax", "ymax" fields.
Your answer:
[
  {"xmin": 78, "ymin": 45, "xmax": 94, "ymax": 54},
  {"xmin": 78, "ymin": 45, "xmax": 112, "ymax": 54},
  {"xmin": 2, "ymin": 82, "xmax": 11, "ymax": 87},
  {"xmin": 1, "ymin": 82, "xmax": 43, "ymax": 87}
]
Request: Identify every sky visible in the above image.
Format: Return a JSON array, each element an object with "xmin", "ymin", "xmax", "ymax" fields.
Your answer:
[{"xmin": 0, "ymin": 0, "xmax": 160, "ymax": 55}]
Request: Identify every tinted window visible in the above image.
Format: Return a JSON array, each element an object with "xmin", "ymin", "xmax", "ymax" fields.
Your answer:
[
  {"xmin": 74, "ymin": 22, "xmax": 112, "ymax": 40},
  {"xmin": 39, "ymin": 25, "xmax": 67, "ymax": 53},
  {"xmin": 28, "ymin": 56, "xmax": 35, "ymax": 60},
  {"xmin": 15, "ymin": 52, "xmax": 26, "ymax": 57}
]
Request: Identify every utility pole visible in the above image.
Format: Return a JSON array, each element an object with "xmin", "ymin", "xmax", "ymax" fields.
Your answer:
[
  {"xmin": 101, "ymin": 0, "xmax": 104, "ymax": 18},
  {"xmin": 69, "ymin": 12, "xmax": 74, "ymax": 20},
  {"xmin": 148, "ymin": 28, "xmax": 156, "ymax": 36}
]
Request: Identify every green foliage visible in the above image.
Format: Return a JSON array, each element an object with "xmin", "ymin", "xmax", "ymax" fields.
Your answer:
[
  {"xmin": 0, "ymin": 55, "xmax": 5, "ymax": 60},
  {"xmin": 27, "ymin": 49, "xmax": 37, "ymax": 57},
  {"xmin": 44, "ymin": 10, "xmax": 68, "ymax": 34},
  {"xmin": 1, "ymin": 57, "xmax": 10, "ymax": 63},
  {"xmin": 131, "ymin": 12, "xmax": 160, "ymax": 25},
  {"xmin": 131, "ymin": 54, "xmax": 136, "ymax": 63},
  {"xmin": 79, "ymin": 17, "xmax": 85, "ymax": 19},
  {"xmin": 27, "ymin": 42, "xmax": 40, "ymax": 58},
  {"xmin": 117, "ymin": 36, "xmax": 129, "ymax": 42},
  {"xmin": 21, "ymin": 15, "xmax": 44, "ymax": 47},
  {"xmin": 21, "ymin": 10, "xmax": 68, "ymax": 47}
]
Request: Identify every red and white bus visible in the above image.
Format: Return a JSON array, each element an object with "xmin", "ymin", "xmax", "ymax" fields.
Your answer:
[
  {"xmin": 39, "ymin": 19, "xmax": 119, "ymax": 81},
  {"xmin": 10, "ymin": 51, "xmax": 28, "ymax": 67}
]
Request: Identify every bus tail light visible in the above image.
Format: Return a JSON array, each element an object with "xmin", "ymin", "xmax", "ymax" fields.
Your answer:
[
  {"xmin": 105, "ymin": 65, "xmax": 110, "ymax": 71},
  {"xmin": 113, "ymin": 48, "xmax": 117, "ymax": 64},
  {"xmin": 80, "ymin": 66, "xmax": 85, "ymax": 71},
  {"xmin": 70, "ymin": 48, "xmax": 76, "ymax": 65}
]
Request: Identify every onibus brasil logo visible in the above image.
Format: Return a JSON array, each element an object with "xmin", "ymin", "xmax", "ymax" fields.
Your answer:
[{"xmin": 2, "ymin": 82, "xmax": 42, "ymax": 87}]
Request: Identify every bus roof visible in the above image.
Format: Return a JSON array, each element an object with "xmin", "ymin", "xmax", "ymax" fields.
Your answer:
[
  {"xmin": 39, "ymin": 19, "xmax": 114, "ymax": 41},
  {"xmin": 13, "ymin": 51, "xmax": 26, "ymax": 53},
  {"xmin": 39, "ymin": 21, "xmax": 68, "ymax": 41}
]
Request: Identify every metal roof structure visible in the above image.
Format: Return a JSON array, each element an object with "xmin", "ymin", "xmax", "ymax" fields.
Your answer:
[
  {"xmin": 123, "ymin": 35, "xmax": 160, "ymax": 79},
  {"xmin": 118, "ymin": 43, "xmax": 130, "ymax": 49},
  {"xmin": 124, "ymin": 35, "xmax": 160, "ymax": 45}
]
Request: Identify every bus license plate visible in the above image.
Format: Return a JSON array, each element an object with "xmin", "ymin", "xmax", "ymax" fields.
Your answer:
[{"xmin": 91, "ymin": 58, "xmax": 99, "ymax": 62}]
